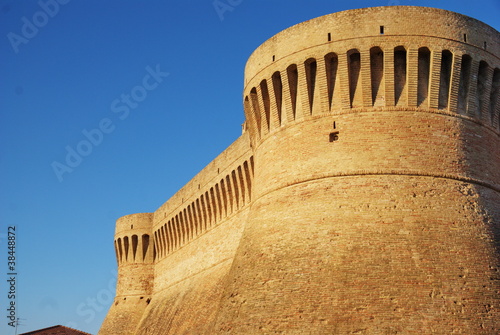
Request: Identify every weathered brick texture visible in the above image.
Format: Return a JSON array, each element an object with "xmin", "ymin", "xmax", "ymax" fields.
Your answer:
[{"xmin": 100, "ymin": 6, "xmax": 500, "ymax": 334}]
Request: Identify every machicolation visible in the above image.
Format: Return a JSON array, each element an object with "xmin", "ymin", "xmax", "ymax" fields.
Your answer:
[{"xmin": 100, "ymin": 6, "xmax": 500, "ymax": 334}]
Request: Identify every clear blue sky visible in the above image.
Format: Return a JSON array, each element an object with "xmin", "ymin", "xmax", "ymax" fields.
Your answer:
[{"xmin": 0, "ymin": 0, "xmax": 498, "ymax": 334}]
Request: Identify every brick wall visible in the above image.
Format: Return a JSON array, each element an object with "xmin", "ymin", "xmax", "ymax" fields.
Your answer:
[{"xmin": 99, "ymin": 6, "xmax": 500, "ymax": 334}]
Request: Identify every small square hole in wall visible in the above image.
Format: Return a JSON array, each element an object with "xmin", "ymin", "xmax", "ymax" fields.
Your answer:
[{"xmin": 329, "ymin": 131, "xmax": 339, "ymax": 142}]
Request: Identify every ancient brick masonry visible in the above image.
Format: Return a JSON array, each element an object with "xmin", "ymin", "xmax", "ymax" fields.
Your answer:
[{"xmin": 99, "ymin": 6, "xmax": 500, "ymax": 334}]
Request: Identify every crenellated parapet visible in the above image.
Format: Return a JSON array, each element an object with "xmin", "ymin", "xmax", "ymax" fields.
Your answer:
[
  {"xmin": 152, "ymin": 138, "xmax": 254, "ymax": 260},
  {"xmin": 243, "ymin": 6, "xmax": 500, "ymax": 146},
  {"xmin": 114, "ymin": 213, "xmax": 154, "ymax": 267}
]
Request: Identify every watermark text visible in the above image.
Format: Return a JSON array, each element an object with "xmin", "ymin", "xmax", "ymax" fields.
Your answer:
[
  {"xmin": 7, "ymin": 0, "xmax": 71, "ymax": 53},
  {"xmin": 51, "ymin": 64, "xmax": 169, "ymax": 182},
  {"xmin": 5, "ymin": 227, "xmax": 17, "ymax": 328}
]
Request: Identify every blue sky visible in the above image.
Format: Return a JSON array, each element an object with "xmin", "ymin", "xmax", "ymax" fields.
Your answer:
[{"xmin": 0, "ymin": 0, "xmax": 498, "ymax": 334}]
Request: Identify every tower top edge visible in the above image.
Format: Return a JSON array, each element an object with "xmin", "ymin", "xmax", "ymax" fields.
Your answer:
[
  {"xmin": 244, "ymin": 6, "xmax": 500, "ymax": 85},
  {"xmin": 115, "ymin": 212, "xmax": 153, "ymax": 236}
]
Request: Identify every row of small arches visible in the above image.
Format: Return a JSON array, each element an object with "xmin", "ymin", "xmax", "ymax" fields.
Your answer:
[
  {"xmin": 245, "ymin": 46, "xmax": 500, "ymax": 138},
  {"xmin": 153, "ymin": 157, "xmax": 254, "ymax": 259},
  {"xmin": 115, "ymin": 234, "xmax": 151, "ymax": 264}
]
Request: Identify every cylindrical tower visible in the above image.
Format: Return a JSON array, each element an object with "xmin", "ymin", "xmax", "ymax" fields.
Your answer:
[
  {"xmin": 215, "ymin": 6, "xmax": 500, "ymax": 333},
  {"xmin": 99, "ymin": 213, "xmax": 154, "ymax": 335}
]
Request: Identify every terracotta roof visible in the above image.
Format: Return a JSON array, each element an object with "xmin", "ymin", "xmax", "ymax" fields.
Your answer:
[{"xmin": 19, "ymin": 325, "xmax": 92, "ymax": 335}]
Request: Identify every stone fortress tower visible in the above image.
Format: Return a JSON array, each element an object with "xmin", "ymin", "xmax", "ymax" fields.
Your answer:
[{"xmin": 99, "ymin": 6, "xmax": 500, "ymax": 334}]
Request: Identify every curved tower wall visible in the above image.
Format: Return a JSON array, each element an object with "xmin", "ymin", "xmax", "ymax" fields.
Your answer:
[
  {"xmin": 100, "ymin": 6, "xmax": 500, "ymax": 334},
  {"xmin": 99, "ymin": 213, "xmax": 154, "ymax": 335},
  {"xmin": 214, "ymin": 6, "xmax": 500, "ymax": 334}
]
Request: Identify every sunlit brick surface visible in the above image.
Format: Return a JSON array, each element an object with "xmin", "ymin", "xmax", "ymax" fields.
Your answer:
[{"xmin": 100, "ymin": 6, "xmax": 500, "ymax": 334}]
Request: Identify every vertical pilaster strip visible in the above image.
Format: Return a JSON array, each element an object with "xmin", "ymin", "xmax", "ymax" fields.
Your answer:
[
  {"xmin": 127, "ymin": 236, "xmax": 133, "ymax": 262},
  {"xmin": 178, "ymin": 215, "xmax": 185, "ymax": 246},
  {"xmin": 143, "ymin": 234, "xmax": 152, "ymax": 262},
  {"xmin": 296, "ymin": 61, "xmax": 310, "ymax": 119},
  {"xmin": 174, "ymin": 215, "xmax": 182, "ymax": 247},
  {"xmin": 219, "ymin": 181, "xmax": 228, "ymax": 220},
  {"xmin": 250, "ymin": 156, "xmax": 255, "ymax": 180},
  {"xmin": 237, "ymin": 166, "xmax": 247, "ymax": 206},
  {"xmin": 136, "ymin": 236, "xmax": 142, "ymax": 262},
  {"xmin": 193, "ymin": 202, "xmax": 200, "ymax": 236},
  {"xmin": 407, "ymin": 47, "xmax": 418, "ymax": 108},
  {"xmin": 480, "ymin": 66, "xmax": 494, "ymax": 125},
  {"xmin": 224, "ymin": 176, "xmax": 233, "ymax": 215},
  {"xmin": 184, "ymin": 209, "xmax": 191, "ymax": 243},
  {"xmin": 218, "ymin": 182, "xmax": 225, "ymax": 221},
  {"xmin": 244, "ymin": 96, "xmax": 260, "ymax": 142},
  {"xmin": 166, "ymin": 224, "xmax": 172, "ymax": 255},
  {"xmin": 200, "ymin": 194, "xmax": 208, "ymax": 231},
  {"xmin": 232, "ymin": 170, "xmax": 241, "ymax": 210},
  {"xmin": 429, "ymin": 50, "xmax": 442, "ymax": 109},
  {"xmin": 338, "ymin": 52, "xmax": 351, "ymax": 109},
  {"xmin": 243, "ymin": 160, "xmax": 252, "ymax": 202},
  {"xmin": 467, "ymin": 59, "xmax": 480, "ymax": 118},
  {"xmin": 256, "ymin": 84, "xmax": 269, "ymax": 136},
  {"xmin": 178, "ymin": 211, "xmax": 185, "ymax": 245},
  {"xmin": 181, "ymin": 214, "xmax": 188, "ymax": 246},
  {"xmin": 448, "ymin": 53, "xmax": 462, "ymax": 113},
  {"xmin": 195, "ymin": 198, "xmax": 203, "ymax": 234},
  {"xmin": 169, "ymin": 220, "xmax": 177, "ymax": 252},
  {"xmin": 331, "ymin": 57, "xmax": 342, "ymax": 111},
  {"xmin": 360, "ymin": 49, "xmax": 372, "ymax": 107},
  {"xmin": 314, "ymin": 57, "xmax": 328, "ymax": 115},
  {"xmin": 158, "ymin": 227, "xmax": 163, "ymax": 258},
  {"xmin": 205, "ymin": 191, "xmax": 213, "ymax": 228},
  {"xmin": 385, "ymin": 48, "xmax": 395, "ymax": 107},
  {"xmin": 164, "ymin": 226, "xmax": 170, "ymax": 256},
  {"xmin": 281, "ymin": 69, "xmax": 294, "ymax": 125},
  {"xmin": 267, "ymin": 75, "xmax": 280, "ymax": 130},
  {"xmin": 151, "ymin": 233, "xmax": 157, "ymax": 260},
  {"xmin": 163, "ymin": 224, "xmax": 170, "ymax": 255},
  {"xmin": 186, "ymin": 203, "xmax": 198, "ymax": 239},
  {"xmin": 174, "ymin": 217, "xmax": 181, "ymax": 249},
  {"xmin": 156, "ymin": 232, "xmax": 161, "ymax": 259},
  {"xmin": 114, "ymin": 240, "xmax": 119, "ymax": 264},
  {"xmin": 137, "ymin": 234, "xmax": 142, "ymax": 261},
  {"xmin": 210, "ymin": 188, "xmax": 218, "ymax": 227},
  {"xmin": 157, "ymin": 227, "xmax": 163, "ymax": 256},
  {"xmin": 174, "ymin": 219, "xmax": 180, "ymax": 250},
  {"xmin": 493, "ymin": 89, "xmax": 500, "ymax": 130},
  {"xmin": 183, "ymin": 209, "xmax": 191, "ymax": 241}
]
